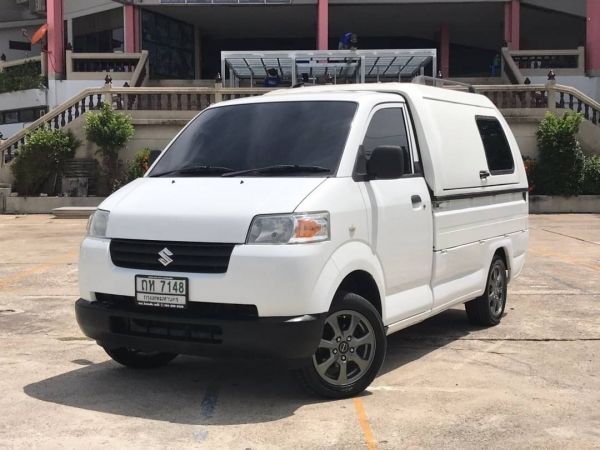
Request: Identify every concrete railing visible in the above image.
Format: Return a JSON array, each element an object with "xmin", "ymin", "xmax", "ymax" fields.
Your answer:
[
  {"xmin": 501, "ymin": 47, "xmax": 585, "ymax": 83},
  {"xmin": 2, "ymin": 82, "xmax": 599, "ymax": 167},
  {"xmin": 66, "ymin": 50, "xmax": 149, "ymax": 86},
  {"xmin": 510, "ymin": 47, "xmax": 585, "ymax": 76},
  {"xmin": 0, "ymin": 84, "xmax": 271, "ymax": 165}
]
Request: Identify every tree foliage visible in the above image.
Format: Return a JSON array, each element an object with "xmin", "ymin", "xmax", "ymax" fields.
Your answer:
[
  {"xmin": 0, "ymin": 61, "xmax": 45, "ymax": 94},
  {"xmin": 11, "ymin": 126, "xmax": 79, "ymax": 195},
  {"xmin": 582, "ymin": 155, "xmax": 600, "ymax": 195},
  {"xmin": 534, "ymin": 112, "xmax": 585, "ymax": 196},
  {"xmin": 84, "ymin": 103, "xmax": 134, "ymax": 192}
]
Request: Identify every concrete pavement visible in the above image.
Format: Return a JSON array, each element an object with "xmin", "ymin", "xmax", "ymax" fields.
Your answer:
[{"xmin": 0, "ymin": 214, "xmax": 599, "ymax": 449}]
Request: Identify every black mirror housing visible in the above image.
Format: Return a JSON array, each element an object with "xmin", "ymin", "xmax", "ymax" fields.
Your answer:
[{"xmin": 366, "ymin": 145, "xmax": 405, "ymax": 180}]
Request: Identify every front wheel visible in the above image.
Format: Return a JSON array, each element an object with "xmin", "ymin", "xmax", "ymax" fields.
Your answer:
[
  {"xmin": 103, "ymin": 347, "xmax": 178, "ymax": 369},
  {"xmin": 295, "ymin": 292, "xmax": 386, "ymax": 399},
  {"xmin": 465, "ymin": 255, "xmax": 508, "ymax": 326}
]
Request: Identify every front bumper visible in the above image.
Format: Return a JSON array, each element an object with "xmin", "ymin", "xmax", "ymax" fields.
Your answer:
[{"xmin": 75, "ymin": 299, "xmax": 326, "ymax": 360}]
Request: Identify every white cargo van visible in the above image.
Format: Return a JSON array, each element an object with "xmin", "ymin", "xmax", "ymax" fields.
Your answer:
[{"xmin": 77, "ymin": 83, "xmax": 528, "ymax": 398}]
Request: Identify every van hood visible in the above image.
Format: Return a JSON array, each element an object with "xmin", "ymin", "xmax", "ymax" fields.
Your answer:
[{"xmin": 101, "ymin": 177, "xmax": 326, "ymax": 243}]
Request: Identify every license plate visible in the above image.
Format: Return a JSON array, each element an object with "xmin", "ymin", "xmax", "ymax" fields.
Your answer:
[{"xmin": 135, "ymin": 275, "xmax": 188, "ymax": 309}]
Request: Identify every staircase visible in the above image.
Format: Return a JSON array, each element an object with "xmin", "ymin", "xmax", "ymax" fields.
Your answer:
[{"xmin": 2, "ymin": 81, "xmax": 600, "ymax": 181}]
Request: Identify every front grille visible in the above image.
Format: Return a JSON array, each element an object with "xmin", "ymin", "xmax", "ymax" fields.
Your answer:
[
  {"xmin": 109, "ymin": 239, "xmax": 235, "ymax": 274},
  {"xmin": 110, "ymin": 317, "xmax": 223, "ymax": 344},
  {"xmin": 95, "ymin": 293, "xmax": 258, "ymax": 320}
]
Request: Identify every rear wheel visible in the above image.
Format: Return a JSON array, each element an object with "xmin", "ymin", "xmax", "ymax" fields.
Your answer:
[
  {"xmin": 104, "ymin": 347, "xmax": 178, "ymax": 369},
  {"xmin": 295, "ymin": 292, "xmax": 386, "ymax": 399},
  {"xmin": 465, "ymin": 255, "xmax": 507, "ymax": 326}
]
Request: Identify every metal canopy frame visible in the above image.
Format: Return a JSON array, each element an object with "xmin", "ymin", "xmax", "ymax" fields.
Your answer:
[{"xmin": 221, "ymin": 49, "xmax": 437, "ymax": 87}]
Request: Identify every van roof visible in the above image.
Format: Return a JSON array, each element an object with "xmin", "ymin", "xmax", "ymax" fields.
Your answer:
[{"xmin": 264, "ymin": 82, "xmax": 495, "ymax": 109}]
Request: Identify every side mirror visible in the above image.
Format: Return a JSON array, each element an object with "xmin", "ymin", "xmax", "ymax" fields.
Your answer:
[{"xmin": 366, "ymin": 145, "xmax": 405, "ymax": 180}]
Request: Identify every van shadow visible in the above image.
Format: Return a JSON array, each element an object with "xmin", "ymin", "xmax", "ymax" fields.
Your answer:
[{"xmin": 24, "ymin": 307, "xmax": 480, "ymax": 425}]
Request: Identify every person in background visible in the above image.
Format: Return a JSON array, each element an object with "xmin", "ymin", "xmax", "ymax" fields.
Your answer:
[
  {"xmin": 338, "ymin": 32, "xmax": 358, "ymax": 50},
  {"xmin": 490, "ymin": 53, "xmax": 501, "ymax": 76},
  {"xmin": 263, "ymin": 68, "xmax": 280, "ymax": 88},
  {"xmin": 0, "ymin": 53, "xmax": 6, "ymax": 62}
]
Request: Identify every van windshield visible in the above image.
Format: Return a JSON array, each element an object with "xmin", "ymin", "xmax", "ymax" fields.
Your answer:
[{"xmin": 149, "ymin": 101, "xmax": 357, "ymax": 177}]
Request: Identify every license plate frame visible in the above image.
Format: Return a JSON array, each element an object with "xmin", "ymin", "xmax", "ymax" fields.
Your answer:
[{"xmin": 135, "ymin": 275, "xmax": 188, "ymax": 309}]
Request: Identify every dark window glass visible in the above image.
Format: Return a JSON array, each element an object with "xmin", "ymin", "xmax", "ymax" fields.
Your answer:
[
  {"xmin": 3, "ymin": 111, "xmax": 18, "ymax": 124},
  {"xmin": 476, "ymin": 117, "xmax": 514, "ymax": 174},
  {"xmin": 362, "ymin": 108, "xmax": 412, "ymax": 174},
  {"xmin": 19, "ymin": 109, "xmax": 36, "ymax": 123},
  {"xmin": 9, "ymin": 40, "xmax": 31, "ymax": 51},
  {"xmin": 150, "ymin": 101, "xmax": 357, "ymax": 177}
]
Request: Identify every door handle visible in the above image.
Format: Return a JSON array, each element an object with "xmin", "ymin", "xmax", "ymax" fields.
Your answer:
[
  {"xmin": 480, "ymin": 170, "xmax": 491, "ymax": 179},
  {"xmin": 411, "ymin": 195, "xmax": 422, "ymax": 207}
]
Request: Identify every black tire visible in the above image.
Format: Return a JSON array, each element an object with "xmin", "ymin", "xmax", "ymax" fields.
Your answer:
[
  {"xmin": 465, "ymin": 255, "xmax": 508, "ymax": 326},
  {"xmin": 295, "ymin": 291, "xmax": 386, "ymax": 399},
  {"xmin": 103, "ymin": 347, "xmax": 178, "ymax": 369}
]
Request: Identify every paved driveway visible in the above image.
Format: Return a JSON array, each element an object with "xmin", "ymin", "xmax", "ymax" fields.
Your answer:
[{"xmin": 0, "ymin": 214, "xmax": 599, "ymax": 449}]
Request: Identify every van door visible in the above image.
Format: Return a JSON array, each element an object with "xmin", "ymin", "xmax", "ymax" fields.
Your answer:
[{"xmin": 357, "ymin": 104, "xmax": 433, "ymax": 325}]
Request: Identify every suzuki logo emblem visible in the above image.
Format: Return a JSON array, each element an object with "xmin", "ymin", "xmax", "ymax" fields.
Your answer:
[{"xmin": 158, "ymin": 247, "xmax": 174, "ymax": 267}]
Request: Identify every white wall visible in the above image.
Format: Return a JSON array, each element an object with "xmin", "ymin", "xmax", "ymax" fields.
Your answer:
[
  {"xmin": 47, "ymin": 79, "xmax": 132, "ymax": 109},
  {"xmin": 0, "ymin": 122, "xmax": 32, "ymax": 140},
  {"xmin": 0, "ymin": 88, "xmax": 47, "ymax": 139},
  {"xmin": 0, "ymin": 88, "xmax": 47, "ymax": 111},
  {"xmin": 0, "ymin": 23, "xmax": 43, "ymax": 61},
  {"xmin": 64, "ymin": 0, "xmax": 121, "ymax": 20}
]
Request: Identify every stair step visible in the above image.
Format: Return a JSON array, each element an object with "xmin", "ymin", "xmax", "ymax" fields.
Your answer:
[{"xmin": 52, "ymin": 206, "xmax": 97, "ymax": 219}]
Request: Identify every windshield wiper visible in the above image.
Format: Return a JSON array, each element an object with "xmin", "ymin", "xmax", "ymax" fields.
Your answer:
[
  {"xmin": 222, "ymin": 164, "xmax": 331, "ymax": 177},
  {"xmin": 149, "ymin": 165, "xmax": 234, "ymax": 177}
]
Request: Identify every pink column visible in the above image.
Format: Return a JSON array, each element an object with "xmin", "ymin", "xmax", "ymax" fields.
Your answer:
[
  {"xmin": 440, "ymin": 23, "xmax": 450, "ymax": 77},
  {"xmin": 587, "ymin": 0, "xmax": 600, "ymax": 74},
  {"xmin": 504, "ymin": 0, "xmax": 520, "ymax": 50},
  {"xmin": 317, "ymin": 0, "xmax": 329, "ymax": 50},
  {"xmin": 125, "ymin": 4, "xmax": 140, "ymax": 53},
  {"xmin": 510, "ymin": 0, "xmax": 520, "ymax": 50},
  {"xmin": 47, "ymin": 0, "xmax": 65, "ymax": 80},
  {"xmin": 504, "ymin": 2, "xmax": 512, "ymax": 46}
]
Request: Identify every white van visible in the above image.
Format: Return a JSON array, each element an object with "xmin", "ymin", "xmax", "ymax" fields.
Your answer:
[{"xmin": 77, "ymin": 83, "xmax": 528, "ymax": 398}]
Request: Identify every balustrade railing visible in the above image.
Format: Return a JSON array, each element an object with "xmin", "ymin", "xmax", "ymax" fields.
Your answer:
[
  {"xmin": 66, "ymin": 50, "xmax": 149, "ymax": 84},
  {"xmin": 2, "ymin": 83, "xmax": 599, "ymax": 166},
  {"xmin": 0, "ymin": 86, "xmax": 269, "ymax": 165},
  {"xmin": 475, "ymin": 85, "xmax": 548, "ymax": 109}
]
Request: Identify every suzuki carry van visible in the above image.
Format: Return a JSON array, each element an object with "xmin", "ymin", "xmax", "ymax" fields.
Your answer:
[{"xmin": 77, "ymin": 83, "xmax": 528, "ymax": 398}]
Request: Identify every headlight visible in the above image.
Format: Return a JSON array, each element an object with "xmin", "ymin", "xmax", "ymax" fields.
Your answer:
[
  {"xmin": 87, "ymin": 209, "xmax": 110, "ymax": 238},
  {"xmin": 247, "ymin": 212, "xmax": 330, "ymax": 244}
]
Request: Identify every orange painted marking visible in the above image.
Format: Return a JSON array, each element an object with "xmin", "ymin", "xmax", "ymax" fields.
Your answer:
[{"xmin": 353, "ymin": 397, "xmax": 377, "ymax": 450}]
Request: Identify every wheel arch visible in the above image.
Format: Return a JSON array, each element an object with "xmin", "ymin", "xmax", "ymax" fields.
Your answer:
[
  {"xmin": 336, "ymin": 270, "xmax": 382, "ymax": 316},
  {"xmin": 311, "ymin": 241, "xmax": 386, "ymax": 318},
  {"xmin": 487, "ymin": 240, "xmax": 514, "ymax": 282}
]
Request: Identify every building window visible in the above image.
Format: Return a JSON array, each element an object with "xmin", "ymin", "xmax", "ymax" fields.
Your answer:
[
  {"xmin": 476, "ymin": 117, "xmax": 514, "ymax": 174},
  {"xmin": 0, "ymin": 108, "xmax": 46, "ymax": 125},
  {"xmin": 142, "ymin": 10, "xmax": 195, "ymax": 80}
]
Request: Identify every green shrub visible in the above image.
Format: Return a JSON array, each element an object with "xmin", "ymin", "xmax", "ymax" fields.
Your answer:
[
  {"xmin": 582, "ymin": 155, "xmax": 600, "ymax": 195},
  {"xmin": 126, "ymin": 148, "xmax": 151, "ymax": 182},
  {"xmin": 84, "ymin": 103, "xmax": 134, "ymax": 192},
  {"xmin": 522, "ymin": 156, "xmax": 537, "ymax": 193},
  {"xmin": 11, "ymin": 126, "xmax": 79, "ymax": 195},
  {"xmin": 534, "ymin": 111, "xmax": 585, "ymax": 196},
  {"xmin": 0, "ymin": 61, "xmax": 45, "ymax": 94}
]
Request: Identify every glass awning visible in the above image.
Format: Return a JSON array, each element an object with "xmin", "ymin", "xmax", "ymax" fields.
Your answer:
[{"xmin": 221, "ymin": 49, "xmax": 437, "ymax": 87}]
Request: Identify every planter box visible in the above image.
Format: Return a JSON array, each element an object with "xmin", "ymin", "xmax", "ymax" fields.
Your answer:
[
  {"xmin": 3, "ymin": 196, "xmax": 106, "ymax": 214},
  {"xmin": 530, "ymin": 195, "xmax": 600, "ymax": 214}
]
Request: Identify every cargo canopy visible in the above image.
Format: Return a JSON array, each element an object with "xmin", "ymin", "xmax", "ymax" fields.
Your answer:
[{"xmin": 221, "ymin": 49, "xmax": 437, "ymax": 87}]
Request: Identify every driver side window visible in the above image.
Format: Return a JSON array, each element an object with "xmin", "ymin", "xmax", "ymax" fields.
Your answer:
[{"xmin": 362, "ymin": 108, "xmax": 413, "ymax": 175}]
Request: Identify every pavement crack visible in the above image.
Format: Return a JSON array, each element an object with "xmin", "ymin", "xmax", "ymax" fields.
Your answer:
[{"xmin": 538, "ymin": 227, "xmax": 600, "ymax": 246}]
